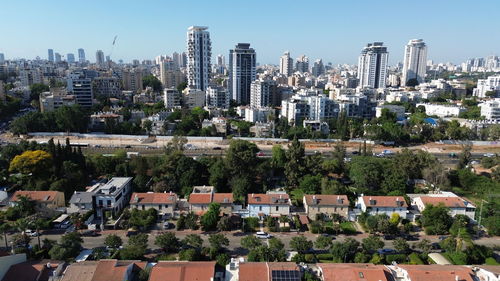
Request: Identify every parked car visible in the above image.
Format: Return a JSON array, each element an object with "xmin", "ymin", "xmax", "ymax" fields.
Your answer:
[
  {"xmin": 377, "ymin": 248, "xmax": 396, "ymax": 255},
  {"xmin": 59, "ymin": 220, "xmax": 71, "ymax": 229},
  {"xmin": 81, "ymin": 230, "xmax": 99, "ymax": 237},
  {"xmin": 163, "ymin": 222, "xmax": 174, "ymax": 230},
  {"xmin": 65, "ymin": 226, "xmax": 76, "ymax": 234},
  {"xmin": 256, "ymin": 231, "xmax": 272, "ymax": 239},
  {"xmin": 126, "ymin": 229, "xmax": 139, "ymax": 237},
  {"xmin": 256, "ymin": 152, "xmax": 265, "ymax": 157},
  {"xmin": 383, "ymin": 234, "xmax": 395, "ymax": 240},
  {"xmin": 438, "ymin": 235, "xmax": 448, "ymax": 241},
  {"xmin": 402, "ymin": 234, "xmax": 418, "ymax": 241},
  {"xmin": 212, "ymin": 147, "xmax": 222, "ymax": 150},
  {"xmin": 24, "ymin": 229, "xmax": 38, "ymax": 237}
]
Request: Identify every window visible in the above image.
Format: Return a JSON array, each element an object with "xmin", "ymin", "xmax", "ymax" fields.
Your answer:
[
  {"xmin": 159, "ymin": 205, "xmax": 162, "ymax": 210},
  {"xmin": 276, "ymin": 206, "xmax": 279, "ymax": 211},
  {"xmin": 142, "ymin": 205, "xmax": 145, "ymax": 210},
  {"xmin": 259, "ymin": 206, "xmax": 262, "ymax": 211},
  {"xmin": 107, "ymin": 200, "xmax": 112, "ymax": 207},
  {"xmin": 98, "ymin": 200, "xmax": 103, "ymax": 206}
]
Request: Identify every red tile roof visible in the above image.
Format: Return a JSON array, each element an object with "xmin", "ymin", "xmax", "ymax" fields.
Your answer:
[
  {"xmin": 129, "ymin": 192, "xmax": 177, "ymax": 205},
  {"xmin": 304, "ymin": 195, "xmax": 349, "ymax": 206},
  {"xmin": 188, "ymin": 193, "xmax": 212, "ymax": 204},
  {"xmin": 148, "ymin": 261, "xmax": 216, "ymax": 281},
  {"xmin": 362, "ymin": 196, "xmax": 407, "ymax": 208},
  {"xmin": 213, "ymin": 193, "xmax": 234, "ymax": 204},
  {"xmin": 91, "ymin": 259, "xmax": 146, "ymax": 281},
  {"xmin": 397, "ymin": 265, "xmax": 475, "ymax": 281},
  {"xmin": 60, "ymin": 261, "xmax": 97, "ymax": 281},
  {"xmin": 10, "ymin": 191, "xmax": 62, "ymax": 203},
  {"xmin": 247, "ymin": 193, "xmax": 290, "ymax": 205},
  {"xmin": 318, "ymin": 263, "xmax": 393, "ymax": 281},
  {"xmin": 2, "ymin": 260, "xmax": 62, "ymax": 281},
  {"xmin": 418, "ymin": 196, "xmax": 469, "ymax": 208},
  {"xmin": 188, "ymin": 193, "xmax": 233, "ymax": 205},
  {"xmin": 239, "ymin": 262, "xmax": 300, "ymax": 281}
]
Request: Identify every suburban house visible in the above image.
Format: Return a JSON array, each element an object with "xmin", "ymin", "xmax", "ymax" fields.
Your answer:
[
  {"xmin": 247, "ymin": 192, "xmax": 291, "ymax": 218},
  {"xmin": 88, "ymin": 177, "xmax": 133, "ymax": 218},
  {"xmin": 387, "ymin": 265, "xmax": 475, "ymax": 281},
  {"xmin": 9, "ymin": 191, "xmax": 65, "ymax": 217},
  {"xmin": 238, "ymin": 262, "xmax": 301, "ymax": 281},
  {"xmin": 57, "ymin": 259, "xmax": 147, "ymax": 281},
  {"xmin": 1, "ymin": 259, "xmax": 66, "ymax": 281},
  {"xmin": 355, "ymin": 195, "xmax": 408, "ymax": 219},
  {"xmin": 318, "ymin": 263, "xmax": 394, "ymax": 281},
  {"xmin": 148, "ymin": 261, "xmax": 216, "ymax": 281},
  {"xmin": 303, "ymin": 195, "xmax": 349, "ymax": 219},
  {"xmin": 129, "ymin": 192, "xmax": 178, "ymax": 219},
  {"xmin": 188, "ymin": 186, "xmax": 234, "ymax": 215},
  {"xmin": 68, "ymin": 191, "xmax": 94, "ymax": 214},
  {"xmin": 410, "ymin": 192, "xmax": 476, "ymax": 221}
]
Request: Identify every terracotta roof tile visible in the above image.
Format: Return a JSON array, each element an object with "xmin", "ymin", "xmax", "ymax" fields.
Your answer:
[
  {"xmin": 239, "ymin": 262, "xmax": 300, "ymax": 281},
  {"xmin": 213, "ymin": 193, "xmax": 234, "ymax": 204},
  {"xmin": 397, "ymin": 265, "xmax": 475, "ymax": 281},
  {"xmin": 418, "ymin": 196, "xmax": 468, "ymax": 208},
  {"xmin": 318, "ymin": 263, "xmax": 393, "ymax": 281},
  {"xmin": 91, "ymin": 259, "xmax": 146, "ymax": 281},
  {"xmin": 247, "ymin": 193, "xmax": 290, "ymax": 205},
  {"xmin": 129, "ymin": 192, "xmax": 177, "ymax": 205},
  {"xmin": 188, "ymin": 193, "xmax": 212, "ymax": 204},
  {"xmin": 149, "ymin": 261, "xmax": 216, "ymax": 281},
  {"xmin": 2, "ymin": 260, "xmax": 62, "ymax": 281},
  {"xmin": 304, "ymin": 195, "xmax": 349, "ymax": 206},
  {"xmin": 362, "ymin": 196, "xmax": 407, "ymax": 208},
  {"xmin": 11, "ymin": 191, "xmax": 62, "ymax": 202},
  {"xmin": 60, "ymin": 261, "xmax": 98, "ymax": 281}
]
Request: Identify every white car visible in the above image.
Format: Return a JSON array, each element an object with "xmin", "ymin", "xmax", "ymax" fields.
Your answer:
[
  {"xmin": 483, "ymin": 153, "xmax": 495, "ymax": 158},
  {"xmin": 24, "ymin": 230, "xmax": 38, "ymax": 237},
  {"xmin": 255, "ymin": 231, "xmax": 272, "ymax": 239}
]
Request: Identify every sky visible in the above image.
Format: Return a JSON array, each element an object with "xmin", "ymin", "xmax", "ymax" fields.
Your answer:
[{"xmin": 1, "ymin": 0, "xmax": 499, "ymax": 65}]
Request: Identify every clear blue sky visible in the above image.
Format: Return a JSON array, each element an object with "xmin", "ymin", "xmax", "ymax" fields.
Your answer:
[{"xmin": 1, "ymin": 0, "xmax": 499, "ymax": 65}]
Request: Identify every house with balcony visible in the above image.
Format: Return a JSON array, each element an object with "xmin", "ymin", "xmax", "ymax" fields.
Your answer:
[
  {"xmin": 188, "ymin": 186, "xmax": 234, "ymax": 215},
  {"xmin": 410, "ymin": 192, "xmax": 476, "ymax": 221},
  {"xmin": 129, "ymin": 192, "xmax": 178, "ymax": 219},
  {"xmin": 303, "ymin": 195, "xmax": 349, "ymax": 220},
  {"xmin": 247, "ymin": 192, "xmax": 291, "ymax": 218},
  {"xmin": 355, "ymin": 195, "xmax": 408, "ymax": 219},
  {"xmin": 89, "ymin": 177, "xmax": 133, "ymax": 218}
]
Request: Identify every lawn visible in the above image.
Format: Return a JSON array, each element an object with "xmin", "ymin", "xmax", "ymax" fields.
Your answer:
[{"xmin": 340, "ymin": 222, "xmax": 357, "ymax": 234}]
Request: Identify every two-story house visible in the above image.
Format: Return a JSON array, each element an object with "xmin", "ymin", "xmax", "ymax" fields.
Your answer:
[
  {"xmin": 89, "ymin": 177, "xmax": 133, "ymax": 218},
  {"xmin": 188, "ymin": 192, "xmax": 234, "ymax": 215},
  {"xmin": 356, "ymin": 195, "xmax": 408, "ymax": 219},
  {"xmin": 9, "ymin": 190, "xmax": 65, "ymax": 217},
  {"xmin": 303, "ymin": 195, "xmax": 349, "ymax": 220},
  {"xmin": 247, "ymin": 192, "xmax": 291, "ymax": 218},
  {"xmin": 411, "ymin": 193, "xmax": 476, "ymax": 221},
  {"xmin": 68, "ymin": 191, "xmax": 94, "ymax": 214},
  {"xmin": 129, "ymin": 192, "xmax": 178, "ymax": 219}
]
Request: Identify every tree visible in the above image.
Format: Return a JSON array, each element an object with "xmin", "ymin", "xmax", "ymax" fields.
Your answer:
[
  {"xmin": 420, "ymin": 204, "xmax": 452, "ymax": 235},
  {"xmin": 29, "ymin": 83, "xmax": 49, "ymax": 101},
  {"xmin": 49, "ymin": 232, "xmax": 83, "ymax": 260},
  {"xmin": 298, "ymin": 174, "xmax": 322, "ymax": 194},
  {"xmin": 285, "ymin": 138, "xmax": 305, "ymax": 190},
  {"xmin": 315, "ymin": 235, "xmax": 333, "ymax": 249},
  {"xmin": 142, "ymin": 75, "xmax": 162, "ymax": 92},
  {"xmin": 208, "ymin": 233, "xmax": 229, "ymax": 258},
  {"xmin": 104, "ymin": 234, "xmax": 122, "ymax": 250},
  {"xmin": 415, "ymin": 239, "xmax": 432, "ymax": 255},
  {"xmin": 200, "ymin": 203, "xmax": 220, "ymax": 231},
  {"xmin": 393, "ymin": 237, "xmax": 410, "ymax": 253},
  {"xmin": 458, "ymin": 144, "xmax": 472, "ymax": 169},
  {"xmin": 182, "ymin": 234, "xmax": 203, "ymax": 249},
  {"xmin": 225, "ymin": 140, "xmax": 259, "ymax": 178},
  {"xmin": 0, "ymin": 222, "xmax": 11, "ymax": 249},
  {"xmin": 128, "ymin": 233, "xmax": 148, "ymax": 248},
  {"xmin": 290, "ymin": 235, "xmax": 313, "ymax": 254},
  {"xmin": 330, "ymin": 238, "xmax": 360, "ymax": 262},
  {"xmin": 361, "ymin": 235, "xmax": 384, "ymax": 253},
  {"xmin": 155, "ymin": 232, "xmax": 180, "ymax": 253},
  {"xmin": 9, "ymin": 150, "xmax": 53, "ymax": 176},
  {"xmin": 179, "ymin": 248, "xmax": 200, "ymax": 261},
  {"xmin": 217, "ymin": 216, "xmax": 232, "ymax": 231},
  {"xmin": 241, "ymin": 235, "xmax": 262, "ymax": 250}
]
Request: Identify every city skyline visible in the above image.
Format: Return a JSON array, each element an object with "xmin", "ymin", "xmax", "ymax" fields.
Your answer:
[{"xmin": 0, "ymin": 0, "xmax": 499, "ymax": 65}]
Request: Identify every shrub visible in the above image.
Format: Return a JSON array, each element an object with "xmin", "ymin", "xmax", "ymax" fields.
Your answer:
[
  {"xmin": 310, "ymin": 221, "xmax": 323, "ymax": 234},
  {"xmin": 316, "ymin": 253, "xmax": 333, "ymax": 260},
  {"xmin": 385, "ymin": 254, "xmax": 407, "ymax": 264},
  {"xmin": 485, "ymin": 257, "xmax": 500, "ymax": 265},
  {"xmin": 340, "ymin": 222, "xmax": 356, "ymax": 235},
  {"xmin": 280, "ymin": 227, "xmax": 290, "ymax": 232},
  {"xmin": 444, "ymin": 252, "xmax": 467, "ymax": 265},
  {"xmin": 304, "ymin": 254, "xmax": 316, "ymax": 263},
  {"xmin": 408, "ymin": 253, "xmax": 424, "ymax": 265}
]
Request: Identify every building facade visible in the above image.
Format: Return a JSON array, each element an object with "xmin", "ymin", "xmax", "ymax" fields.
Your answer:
[
  {"xmin": 358, "ymin": 42, "xmax": 389, "ymax": 89},
  {"xmin": 250, "ymin": 79, "xmax": 278, "ymax": 108},
  {"xmin": 279, "ymin": 51, "xmax": 293, "ymax": 77},
  {"xmin": 402, "ymin": 39, "xmax": 427, "ymax": 86},
  {"xmin": 187, "ymin": 26, "xmax": 212, "ymax": 91},
  {"xmin": 228, "ymin": 43, "xmax": 256, "ymax": 104}
]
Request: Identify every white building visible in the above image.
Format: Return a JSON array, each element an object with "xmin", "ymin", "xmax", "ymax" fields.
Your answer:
[
  {"xmin": 39, "ymin": 89, "xmax": 76, "ymax": 112},
  {"xmin": 183, "ymin": 87, "xmax": 205, "ymax": 109},
  {"xmin": 206, "ymin": 86, "xmax": 230, "ymax": 108},
  {"xmin": 375, "ymin": 104, "xmax": 406, "ymax": 119},
  {"xmin": 410, "ymin": 192, "xmax": 476, "ymax": 221},
  {"xmin": 479, "ymin": 98, "xmax": 500, "ymax": 121},
  {"xmin": 355, "ymin": 195, "xmax": 408, "ymax": 219},
  {"xmin": 416, "ymin": 103, "xmax": 466, "ymax": 118},
  {"xmin": 474, "ymin": 75, "xmax": 500, "ymax": 98},
  {"xmin": 163, "ymin": 88, "xmax": 181, "ymax": 109},
  {"xmin": 358, "ymin": 42, "xmax": 389, "ymax": 89},
  {"xmin": 280, "ymin": 93, "xmax": 338, "ymax": 124},
  {"xmin": 402, "ymin": 39, "xmax": 427, "ymax": 86},
  {"xmin": 247, "ymin": 192, "xmax": 291, "ymax": 218},
  {"xmin": 228, "ymin": 43, "xmax": 256, "ymax": 104},
  {"xmin": 295, "ymin": 55, "xmax": 309, "ymax": 73},
  {"xmin": 250, "ymin": 79, "xmax": 278, "ymax": 108},
  {"xmin": 279, "ymin": 51, "xmax": 293, "ymax": 77},
  {"xmin": 244, "ymin": 107, "xmax": 273, "ymax": 123},
  {"xmin": 187, "ymin": 26, "xmax": 211, "ymax": 91},
  {"xmin": 89, "ymin": 177, "xmax": 133, "ymax": 218}
]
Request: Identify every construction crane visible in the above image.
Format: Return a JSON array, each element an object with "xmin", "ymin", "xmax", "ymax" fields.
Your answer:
[{"xmin": 108, "ymin": 35, "xmax": 118, "ymax": 60}]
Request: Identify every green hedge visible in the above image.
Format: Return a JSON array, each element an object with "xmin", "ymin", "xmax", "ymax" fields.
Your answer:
[
  {"xmin": 408, "ymin": 253, "xmax": 424, "ymax": 265},
  {"xmin": 385, "ymin": 254, "xmax": 407, "ymax": 264},
  {"xmin": 316, "ymin": 253, "xmax": 333, "ymax": 260}
]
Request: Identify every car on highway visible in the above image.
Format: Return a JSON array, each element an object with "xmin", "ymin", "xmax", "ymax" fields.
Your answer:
[
  {"xmin": 483, "ymin": 153, "xmax": 496, "ymax": 158},
  {"xmin": 212, "ymin": 147, "xmax": 222, "ymax": 150},
  {"xmin": 256, "ymin": 151, "xmax": 265, "ymax": 157},
  {"xmin": 255, "ymin": 231, "xmax": 272, "ymax": 239}
]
